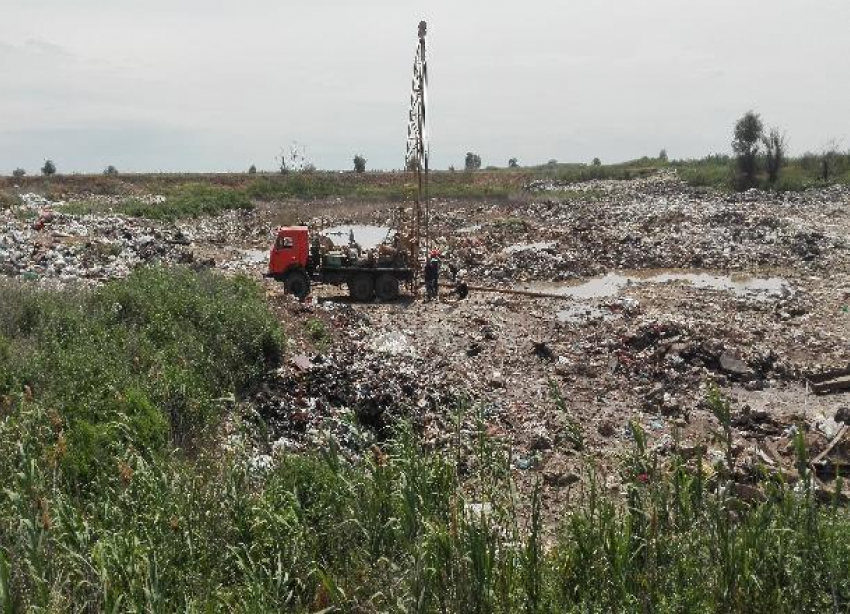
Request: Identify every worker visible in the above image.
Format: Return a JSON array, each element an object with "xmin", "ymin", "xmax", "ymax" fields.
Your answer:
[{"xmin": 424, "ymin": 249, "xmax": 441, "ymax": 301}]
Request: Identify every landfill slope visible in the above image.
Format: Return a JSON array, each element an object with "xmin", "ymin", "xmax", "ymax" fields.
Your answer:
[{"xmin": 3, "ymin": 172, "xmax": 850, "ymax": 513}]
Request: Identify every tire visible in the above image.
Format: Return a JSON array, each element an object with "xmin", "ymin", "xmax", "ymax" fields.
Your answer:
[
  {"xmin": 375, "ymin": 273, "xmax": 400, "ymax": 301},
  {"xmin": 348, "ymin": 273, "xmax": 375, "ymax": 302},
  {"xmin": 283, "ymin": 269, "xmax": 310, "ymax": 299}
]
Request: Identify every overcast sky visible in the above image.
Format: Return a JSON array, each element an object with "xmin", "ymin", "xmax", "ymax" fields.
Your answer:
[{"xmin": 1, "ymin": 0, "xmax": 848, "ymax": 173}]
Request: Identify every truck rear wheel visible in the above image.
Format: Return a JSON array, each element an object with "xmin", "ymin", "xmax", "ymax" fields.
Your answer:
[
  {"xmin": 349, "ymin": 273, "xmax": 375, "ymax": 302},
  {"xmin": 375, "ymin": 273, "xmax": 400, "ymax": 301},
  {"xmin": 284, "ymin": 269, "xmax": 311, "ymax": 299}
]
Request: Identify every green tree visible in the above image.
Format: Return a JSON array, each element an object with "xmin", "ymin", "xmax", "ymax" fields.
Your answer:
[
  {"xmin": 762, "ymin": 128, "xmax": 786, "ymax": 184},
  {"xmin": 248, "ymin": 164, "xmax": 257, "ymax": 174},
  {"xmin": 732, "ymin": 111, "xmax": 764, "ymax": 187},
  {"xmin": 592, "ymin": 157, "xmax": 601, "ymax": 166},
  {"xmin": 508, "ymin": 158, "xmax": 519, "ymax": 168},
  {"xmin": 464, "ymin": 152, "xmax": 481, "ymax": 171},
  {"xmin": 12, "ymin": 168, "xmax": 25, "ymax": 178},
  {"xmin": 103, "ymin": 165, "xmax": 119, "ymax": 176},
  {"xmin": 41, "ymin": 159, "xmax": 56, "ymax": 176},
  {"xmin": 659, "ymin": 149, "xmax": 668, "ymax": 163},
  {"xmin": 353, "ymin": 154, "xmax": 367, "ymax": 173}
]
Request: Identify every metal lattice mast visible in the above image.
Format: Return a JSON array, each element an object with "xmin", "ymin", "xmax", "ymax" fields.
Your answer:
[{"xmin": 405, "ymin": 20, "xmax": 429, "ymax": 287}]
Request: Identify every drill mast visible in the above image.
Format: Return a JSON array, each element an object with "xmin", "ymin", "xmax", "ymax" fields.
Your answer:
[{"xmin": 405, "ymin": 20, "xmax": 429, "ymax": 285}]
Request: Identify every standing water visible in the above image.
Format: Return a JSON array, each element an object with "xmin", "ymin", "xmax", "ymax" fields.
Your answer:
[
  {"xmin": 321, "ymin": 225, "xmax": 395, "ymax": 250},
  {"xmin": 521, "ymin": 271, "xmax": 791, "ymax": 300}
]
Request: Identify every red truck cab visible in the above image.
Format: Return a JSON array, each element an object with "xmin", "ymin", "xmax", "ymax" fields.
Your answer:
[
  {"xmin": 268, "ymin": 226, "xmax": 309, "ymax": 276},
  {"xmin": 266, "ymin": 226, "xmax": 313, "ymax": 298}
]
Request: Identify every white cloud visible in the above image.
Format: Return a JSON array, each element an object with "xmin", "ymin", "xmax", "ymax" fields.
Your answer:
[{"xmin": 0, "ymin": 0, "xmax": 848, "ymax": 172}]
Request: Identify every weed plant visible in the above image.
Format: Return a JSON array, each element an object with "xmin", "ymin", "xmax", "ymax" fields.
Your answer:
[{"xmin": 3, "ymin": 337, "xmax": 850, "ymax": 612}]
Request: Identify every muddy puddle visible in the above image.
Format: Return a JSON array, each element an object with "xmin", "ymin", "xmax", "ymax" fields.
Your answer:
[
  {"xmin": 322, "ymin": 225, "xmax": 394, "ymax": 249},
  {"xmin": 557, "ymin": 305, "xmax": 611, "ymax": 323},
  {"xmin": 522, "ymin": 271, "xmax": 791, "ymax": 300}
]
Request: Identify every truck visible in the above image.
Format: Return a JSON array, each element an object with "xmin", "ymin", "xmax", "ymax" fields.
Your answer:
[{"xmin": 265, "ymin": 226, "xmax": 416, "ymax": 301}]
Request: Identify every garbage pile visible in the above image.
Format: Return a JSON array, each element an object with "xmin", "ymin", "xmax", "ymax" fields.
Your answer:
[
  {"xmin": 431, "ymin": 178, "xmax": 850, "ymax": 284},
  {"xmin": 0, "ymin": 193, "xmax": 270, "ymax": 284},
  {"xmin": 245, "ymin": 301, "xmax": 459, "ymax": 458}
]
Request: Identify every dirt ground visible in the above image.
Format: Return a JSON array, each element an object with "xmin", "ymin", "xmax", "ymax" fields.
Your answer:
[{"xmin": 4, "ymin": 172, "xmax": 850, "ymax": 515}]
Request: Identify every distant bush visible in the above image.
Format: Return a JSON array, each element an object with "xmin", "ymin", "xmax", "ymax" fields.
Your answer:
[
  {"xmin": 41, "ymin": 159, "xmax": 56, "ymax": 176},
  {"xmin": 12, "ymin": 168, "xmax": 25, "ymax": 178},
  {"xmin": 248, "ymin": 164, "xmax": 257, "ymax": 174},
  {"xmin": 353, "ymin": 154, "xmax": 367, "ymax": 173},
  {"xmin": 0, "ymin": 189, "xmax": 20, "ymax": 209},
  {"xmin": 278, "ymin": 142, "xmax": 310, "ymax": 173},
  {"xmin": 816, "ymin": 141, "xmax": 847, "ymax": 182},
  {"xmin": 103, "ymin": 165, "xmax": 119, "ymax": 176},
  {"xmin": 538, "ymin": 160, "xmax": 657, "ymax": 184},
  {"xmin": 245, "ymin": 174, "xmax": 339, "ymax": 200},
  {"xmin": 659, "ymin": 149, "xmax": 668, "ymax": 162},
  {"xmin": 464, "ymin": 152, "xmax": 482, "ymax": 171},
  {"xmin": 508, "ymin": 158, "xmax": 519, "ymax": 168},
  {"xmin": 592, "ymin": 157, "xmax": 601, "ymax": 166}
]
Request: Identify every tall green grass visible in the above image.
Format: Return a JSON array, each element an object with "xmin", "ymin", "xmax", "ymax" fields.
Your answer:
[
  {"xmin": 2, "ymin": 373, "xmax": 850, "ymax": 610},
  {"xmin": 63, "ymin": 183, "xmax": 253, "ymax": 220}
]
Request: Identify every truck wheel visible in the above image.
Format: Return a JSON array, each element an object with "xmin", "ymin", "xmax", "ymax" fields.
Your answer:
[
  {"xmin": 349, "ymin": 274, "xmax": 375, "ymax": 302},
  {"xmin": 284, "ymin": 270, "xmax": 311, "ymax": 299},
  {"xmin": 375, "ymin": 273, "xmax": 400, "ymax": 301}
]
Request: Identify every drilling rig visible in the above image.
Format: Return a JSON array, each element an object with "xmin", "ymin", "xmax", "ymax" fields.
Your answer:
[
  {"xmin": 265, "ymin": 22, "xmax": 431, "ymax": 302},
  {"xmin": 403, "ymin": 20, "xmax": 430, "ymax": 292}
]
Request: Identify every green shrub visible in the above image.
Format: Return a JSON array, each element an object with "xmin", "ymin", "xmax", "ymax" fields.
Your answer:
[
  {"xmin": 304, "ymin": 318, "xmax": 330, "ymax": 348},
  {"xmin": 0, "ymin": 267, "xmax": 283, "ymax": 484},
  {"xmin": 678, "ymin": 162, "xmax": 732, "ymax": 188},
  {"xmin": 0, "ymin": 189, "xmax": 19, "ymax": 210}
]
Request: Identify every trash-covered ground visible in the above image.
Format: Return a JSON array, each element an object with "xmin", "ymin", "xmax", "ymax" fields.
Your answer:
[{"xmin": 4, "ymin": 172, "xmax": 850, "ymax": 511}]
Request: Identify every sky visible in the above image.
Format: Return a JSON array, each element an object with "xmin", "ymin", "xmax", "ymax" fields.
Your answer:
[{"xmin": 1, "ymin": 0, "xmax": 848, "ymax": 173}]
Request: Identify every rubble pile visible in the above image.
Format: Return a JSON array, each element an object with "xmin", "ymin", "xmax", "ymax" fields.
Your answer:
[
  {"xmin": 0, "ymin": 194, "xmax": 270, "ymax": 283},
  {"xmin": 432, "ymin": 177, "xmax": 850, "ymax": 283},
  {"xmin": 247, "ymin": 302, "xmax": 458, "ymax": 457}
]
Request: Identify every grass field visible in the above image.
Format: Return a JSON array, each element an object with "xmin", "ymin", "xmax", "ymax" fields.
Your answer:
[
  {"xmin": 2, "ymin": 268, "xmax": 850, "ymax": 612},
  {"xmin": 3, "ymin": 153, "xmax": 849, "ymax": 222}
]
